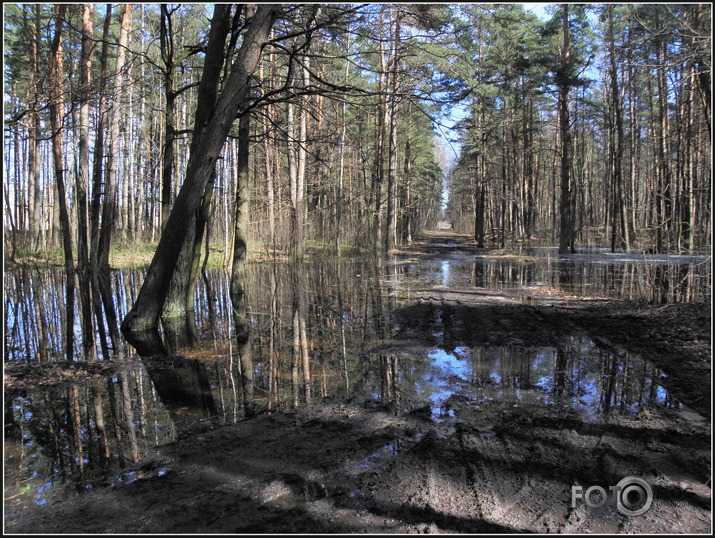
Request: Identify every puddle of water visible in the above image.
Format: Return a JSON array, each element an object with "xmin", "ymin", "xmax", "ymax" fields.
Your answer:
[
  {"xmin": 385, "ymin": 253, "xmax": 710, "ymax": 302},
  {"xmin": 3, "ymin": 254, "xmax": 706, "ymax": 510},
  {"xmin": 3, "ymin": 367, "xmax": 179, "ymax": 507},
  {"xmin": 353, "ymin": 441, "xmax": 399, "ymax": 472},
  {"xmin": 388, "ymin": 335, "xmax": 678, "ymax": 424}
]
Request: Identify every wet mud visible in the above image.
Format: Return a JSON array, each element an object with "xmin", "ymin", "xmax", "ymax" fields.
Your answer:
[{"xmin": 4, "ymin": 231, "xmax": 711, "ymax": 534}]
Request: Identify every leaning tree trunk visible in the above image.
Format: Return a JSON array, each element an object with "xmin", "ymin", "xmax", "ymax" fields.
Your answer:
[
  {"xmin": 122, "ymin": 4, "xmax": 277, "ymax": 335},
  {"xmin": 162, "ymin": 5, "xmax": 231, "ymax": 323}
]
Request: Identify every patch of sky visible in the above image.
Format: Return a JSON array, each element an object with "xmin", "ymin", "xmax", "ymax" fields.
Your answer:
[{"xmin": 428, "ymin": 347, "xmax": 470, "ymax": 380}]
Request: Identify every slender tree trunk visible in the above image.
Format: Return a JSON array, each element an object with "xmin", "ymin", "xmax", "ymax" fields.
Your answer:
[
  {"xmin": 231, "ymin": 109, "xmax": 255, "ymax": 416},
  {"xmin": 385, "ymin": 7, "xmax": 403, "ymax": 254},
  {"xmin": 89, "ymin": 7, "xmax": 113, "ymax": 360},
  {"xmin": 48, "ymin": 5, "xmax": 75, "ymax": 362},
  {"xmin": 372, "ymin": 18, "xmax": 388, "ymax": 252},
  {"xmin": 160, "ymin": 5, "xmax": 176, "ymax": 231},
  {"xmin": 473, "ymin": 104, "xmax": 486, "ymax": 247},
  {"xmin": 8, "ymin": 81, "xmax": 21, "ymax": 257},
  {"xmin": 627, "ymin": 34, "xmax": 639, "ymax": 243},
  {"xmin": 608, "ymin": 5, "xmax": 628, "ymax": 252},
  {"xmin": 91, "ymin": 9, "xmax": 111, "ymax": 258},
  {"xmin": 558, "ymin": 4, "xmax": 574, "ymax": 254},
  {"xmin": 402, "ymin": 135, "xmax": 412, "ymax": 243},
  {"xmin": 685, "ymin": 6, "xmax": 700, "ymax": 251},
  {"xmin": 288, "ymin": 57, "xmax": 309, "ymax": 261},
  {"xmin": 231, "ymin": 110, "xmax": 251, "ymax": 344},
  {"xmin": 97, "ymin": 4, "xmax": 131, "ymax": 351},
  {"xmin": 336, "ymin": 39, "xmax": 350, "ymax": 255},
  {"xmin": 261, "ymin": 34, "xmax": 277, "ymax": 251},
  {"xmin": 26, "ymin": 5, "xmax": 41, "ymax": 250},
  {"xmin": 655, "ymin": 8, "xmax": 672, "ymax": 252},
  {"xmin": 77, "ymin": 4, "xmax": 97, "ymax": 360}
]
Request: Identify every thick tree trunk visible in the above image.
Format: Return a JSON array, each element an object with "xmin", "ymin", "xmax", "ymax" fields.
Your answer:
[
  {"xmin": 122, "ymin": 5, "xmax": 276, "ymax": 335},
  {"xmin": 162, "ymin": 4, "xmax": 232, "ymax": 322}
]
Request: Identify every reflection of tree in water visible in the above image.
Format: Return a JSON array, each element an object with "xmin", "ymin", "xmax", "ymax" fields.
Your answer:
[
  {"xmin": 140, "ymin": 355, "xmax": 219, "ymax": 419},
  {"xmin": 5, "ymin": 369, "xmax": 180, "ymax": 501},
  {"xmin": 4, "ymin": 257, "xmax": 691, "ymax": 504}
]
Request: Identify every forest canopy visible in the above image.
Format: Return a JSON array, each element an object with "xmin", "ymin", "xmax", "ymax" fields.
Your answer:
[{"xmin": 3, "ymin": 3, "xmax": 712, "ymax": 263}]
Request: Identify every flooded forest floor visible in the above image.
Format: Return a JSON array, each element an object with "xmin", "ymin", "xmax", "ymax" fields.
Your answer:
[{"xmin": 5, "ymin": 231, "xmax": 712, "ymax": 534}]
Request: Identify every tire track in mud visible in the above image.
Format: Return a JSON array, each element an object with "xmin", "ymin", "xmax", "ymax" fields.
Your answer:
[
  {"xmin": 355, "ymin": 411, "xmax": 710, "ymax": 533},
  {"xmin": 457, "ymin": 423, "xmax": 573, "ymax": 533}
]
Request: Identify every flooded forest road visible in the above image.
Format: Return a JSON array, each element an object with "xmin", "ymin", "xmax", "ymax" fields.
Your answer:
[{"xmin": 5, "ymin": 231, "xmax": 712, "ymax": 534}]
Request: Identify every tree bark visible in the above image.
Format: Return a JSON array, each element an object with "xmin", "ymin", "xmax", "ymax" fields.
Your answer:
[
  {"xmin": 371, "ymin": 16, "xmax": 389, "ymax": 252},
  {"xmin": 97, "ymin": 4, "xmax": 131, "ymax": 351},
  {"xmin": 163, "ymin": 4, "xmax": 229, "ymax": 322},
  {"xmin": 89, "ymin": 7, "xmax": 113, "ymax": 359},
  {"xmin": 288, "ymin": 56, "xmax": 309, "ymax": 261},
  {"xmin": 160, "ymin": 5, "xmax": 177, "ymax": 232},
  {"xmin": 655, "ymin": 7, "xmax": 672, "ymax": 252},
  {"xmin": 26, "ymin": 5, "xmax": 41, "ymax": 249}
]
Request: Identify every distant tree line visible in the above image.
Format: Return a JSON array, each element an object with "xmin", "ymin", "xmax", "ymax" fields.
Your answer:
[{"xmin": 445, "ymin": 4, "xmax": 711, "ymax": 254}]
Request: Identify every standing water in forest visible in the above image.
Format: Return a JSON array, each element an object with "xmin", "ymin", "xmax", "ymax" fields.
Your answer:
[{"xmin": 4, "ymin": 247, "xmax": 710, "ymax": 516}]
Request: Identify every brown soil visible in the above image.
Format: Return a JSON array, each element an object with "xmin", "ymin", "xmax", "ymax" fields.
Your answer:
[{"xmin": 4, "ymin": 231, "xmax": 711, "ymax": 534}]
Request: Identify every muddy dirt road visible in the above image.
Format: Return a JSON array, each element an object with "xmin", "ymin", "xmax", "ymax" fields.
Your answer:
[{"xmin": 5, "ymin": 231, "xmax": 711, "ymax": 534}]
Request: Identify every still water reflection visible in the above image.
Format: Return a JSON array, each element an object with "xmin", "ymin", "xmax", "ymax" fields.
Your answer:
[{"xmin": 4, "ymin": 250, "xmax": 709, "ymax": 506}]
